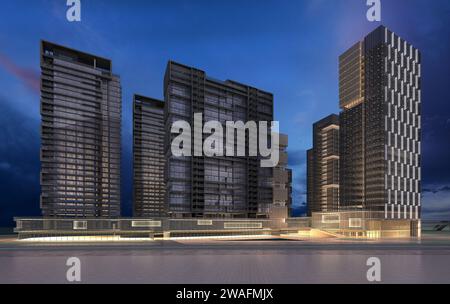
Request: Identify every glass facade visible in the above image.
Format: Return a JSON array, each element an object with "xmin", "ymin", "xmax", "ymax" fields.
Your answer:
[
  {"xmin": 40, "ymin": 41, "xmax": 121, "ymax": 218},
  {"xmin": 133, "ymin": 95, "xmax": 166, "ymax": 217},
  {"xmin": 164, "ymin": 61, "xmax": 274, "ymax": 218},
  {"xmin": 382, "ymin": 27, "xmax": 422, "ymax": 220},
  {"xmin": 307, "ymin": 115, "xmax": 340, "ymax": 214},
  {"xmin": 338, "ymin": 26, "xmax": 421, "ymax": 220}
]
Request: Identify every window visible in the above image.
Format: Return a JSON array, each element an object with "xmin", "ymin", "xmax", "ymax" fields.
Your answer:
[
  {"xmin": 73, "ymin": 221, "xmax": 88, "ymax": 230},
  {"xmin": 131, "ymin": 220, "xmax": 162, "ymax": 228},
  {"xmin": 224, "ymin": 222, "xmax": 263, "ymax": 229},
  {"xmin": 197, "ymin": 220, "xmax": 213, "ymax": 226},
  {"xmin": 322, "ymin": 214, "xmax": 340, "ymax": 224},
  {"xmin": 349, "ymin": 218, "xmax": 363, "ymax": 228}
]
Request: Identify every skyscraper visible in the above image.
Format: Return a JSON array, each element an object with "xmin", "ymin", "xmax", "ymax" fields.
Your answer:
[
  {"xmin": 40, "ymin": 41, "xmax": 122, "ymax": 217},
  {"xmin": 339, "ymin": 26, "xmax": 422, "ymax": 220},
  {"xmin": 133, "ymin": 95, "xmax": 166, "ymax": 217},
  {"xmin": 307, "ymin": 114, "xmax": 340, "ymax": 214},
  {"xmin": 164, "ymin": 61, "xmax": 273, "ymax": 218}
]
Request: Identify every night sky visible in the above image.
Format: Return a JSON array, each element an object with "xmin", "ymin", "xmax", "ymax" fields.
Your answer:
[{"xmin": 0, "ymin": 0, "xmax": 449, "ymax": 226}]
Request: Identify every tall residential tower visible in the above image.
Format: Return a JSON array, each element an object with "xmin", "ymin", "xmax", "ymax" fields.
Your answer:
[
  {"xmin": 339, "ymin": 26, "xmax": 422, "ymax": 220},
  {"xmin": 133, "ymin": 95, "xmax": 166, "ymax": 217},
  {"xmin": 307, "ymin": 114, "xmax": 340, "ymax": 214},
  {"xmin": 40, "ymin": 41, "xmax": 122, "ymax": 217},
  {"xmin": 164, "ymin": 61, "xmax": 274, "ymax": 218}
]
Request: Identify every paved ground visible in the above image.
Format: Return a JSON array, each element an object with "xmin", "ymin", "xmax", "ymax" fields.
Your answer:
[{"xmin": 0, "ymin": 232, "xmax": 450, "ymax": 283}]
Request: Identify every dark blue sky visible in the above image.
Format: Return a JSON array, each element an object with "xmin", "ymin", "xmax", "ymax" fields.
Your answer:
[{"xmin": 1, "ymin": 0, "xmax": 449, "ymax": 225}]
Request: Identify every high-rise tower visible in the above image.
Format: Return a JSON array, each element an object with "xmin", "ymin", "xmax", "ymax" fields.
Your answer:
[
  {"xmin": 40, "ymin": 41, "xmax": 122, "ymax": 217},
  {"xmin": 307, "ymin": 115, "xmax": 340, "ymax": 214},
  {"xmin": 164, "ymin": 61, "xmax": 274, "ymax": 218},
  {"xmin": 339, "ymin": 26, "xmax": 422, "ymax": 220},
  {"xmin": 133, "ymin": 95, "xmax": 166, "ymax": 217}
]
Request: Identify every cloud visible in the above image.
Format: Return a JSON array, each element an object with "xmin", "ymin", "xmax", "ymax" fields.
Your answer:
[
  {"xmin": 0, "ymin": 53, "xmax": 41, "ymax": 94},
  {"xmin": 0, "ymin": 162, "xmax": 12, "ymax": 171},
  {"xmin": 0, "ymin": 96, "xmax": 41, "ymax": 226},
  {"xmin": 422, "ymin": 185, "xmax": 450, "ymax": 220},
  {"xmin": 423, "ymin": 186, "xmax": 450, "ymax": 194},
  {"xmin": 287, "ymin": 149, "xmax": 306, "ymax": 167},
  {"xmin": 422, "ymin": 116, "xmax": 450, "ymax": 186},
  {"xmin": 0, "ymin": 52, "xmax": 40, "ymax": 94}
]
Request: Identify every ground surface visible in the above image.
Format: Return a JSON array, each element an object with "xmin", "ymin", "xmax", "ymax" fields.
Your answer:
[{"xmin": 1, "ymin": 232, "xmax": 450, "ymax": 284}]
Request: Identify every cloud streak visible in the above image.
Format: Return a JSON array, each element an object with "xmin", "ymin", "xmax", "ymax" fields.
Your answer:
[
  {"xmin": 422, "ymin": 184, "xmax": 450, "ymax": 220},
  {"xmin": 0, "ymin": 52, "xmax": 40, "ymax": 94},
  {"xmin": 423, "ymin": 186, "xmax": 450, "ymax": 194}
]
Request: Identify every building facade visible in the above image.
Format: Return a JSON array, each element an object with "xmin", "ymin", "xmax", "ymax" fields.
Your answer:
[
  {"xmin": 164, "ymin": 61, "xmax": 274, "ymax": 218},
  {"xmin": 270, "ymin": 134, "xmax": 292, "ymax": 219},
  {"xmin": 40, "ymin": 41, "xmax": 122, "ymax": 217},
  {"xmin": 307, "ymin": 115, "xmax": 340, "ymax": 214},
  {"xmin": 339, "ymin": 26, "xmax": 422, "ymax": 220},
  {"xmin": 133, "ymin": 95, "xmax": 166, "ymax": 217},
  {"xmin": 14, "ymin": 216, "xmax": 311, "ymax": 240}
]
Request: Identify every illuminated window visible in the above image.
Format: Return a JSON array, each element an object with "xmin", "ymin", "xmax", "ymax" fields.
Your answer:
[
  {"xmin": 349, "ymin": 218, "xmax": 363, "ymax": 228},
  {"xmin": 322, "ymin": 214, "xmax": 340, "ymax": 224},
  {"xmin": 197, "ymin": 220, "xmax": 213, "ymax": 226},
  {"xmin": 224, "ymin": 222, "xmax": 263, "ymax": 229},
  {"xmin": 131, "ymin": 220, "xmax": 161, "ymax": 228},
  {"xmin": 73, "ymin": 221, "xmax": 88, "ymax": 230}
]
